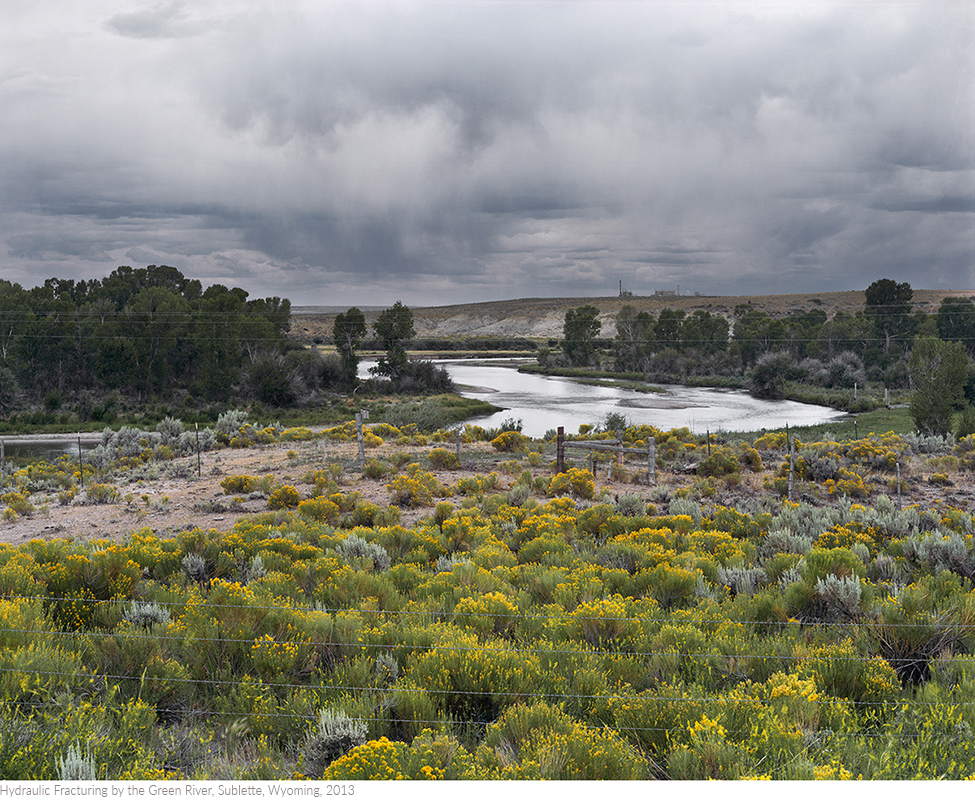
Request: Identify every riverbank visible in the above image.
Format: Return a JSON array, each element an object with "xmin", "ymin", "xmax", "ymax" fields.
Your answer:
[{"xmin": 522, "ymin": 363, "xmax": 905, "ymax": 415}]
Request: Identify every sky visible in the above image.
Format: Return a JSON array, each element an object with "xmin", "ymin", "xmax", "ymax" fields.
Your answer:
[{"xmin": 1, "ymin": 1, "xmax": 973, "ymax": 307}]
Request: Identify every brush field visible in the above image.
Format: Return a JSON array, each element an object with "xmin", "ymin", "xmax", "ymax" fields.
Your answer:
[{"xmin": 2, "ymin": 414, "xmax": 975, "ymax": 780}]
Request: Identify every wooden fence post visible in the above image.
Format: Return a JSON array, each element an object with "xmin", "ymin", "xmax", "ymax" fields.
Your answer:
[
  {"xmin": 556, "ymin": 427, "xmax": 565, "ymax": 473},
  {"xmin": 356, "ymin": 409, "xmax": 369, "ymax": 471},
  {"xmin": 78, "ymin": 436, "xmax": 84, "ymax": 489},
  {"xmin": 897, "ymin": 462, "xmax": 902, "ymax": 508},
  {"xmin": 648, "ymin": 439, "xmax": 656, "ymax": 485},
  {"xmin": 788, "ymin": 435, "xmax": 795, "ymax": 502}
]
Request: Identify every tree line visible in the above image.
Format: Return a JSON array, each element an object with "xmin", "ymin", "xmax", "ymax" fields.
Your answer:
[
  {"xmin": 550, "ymin": 279, "xmax": 975, "ymax": 436},
  {"xmin": 0, "ymin": 267, "xmax": 451, "ymax": 420},
  {"xmin": 0, "ymin": 266, "xmax": 295, "ymax": 414}
]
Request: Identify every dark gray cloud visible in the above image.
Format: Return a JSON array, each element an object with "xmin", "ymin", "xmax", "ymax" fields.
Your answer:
[{"xmin": 0, "ymin": 1, "xmax": 972, "ymax": 305}]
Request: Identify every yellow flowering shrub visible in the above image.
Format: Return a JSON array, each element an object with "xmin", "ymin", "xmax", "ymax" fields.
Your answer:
[
  {"xmin": 387, "ymin": 467, "xmax": 448, "ymax": 508},
  {"xmin": 476, "ymin": 702, "xmax": 645, "ymax": 779},
  {"xmin": 323, "ymin": 731, "xmax": 479, "ymax": 780},
  {"xmin": 220, "ymin": 474, "xmax": 259, "ymax": 494},
  {"xmin": 296, "ymin": 497, "xmax": 340, "ymax": 524},
  {"xmin": 668, "ymin": 714, "xmax": 742, "ymax": 779},
  {"xmin": 404, "ymin": 630, "xmax": 542, "ymax": 721},
  {"xmin": 825, "ymin": 467, "xmax": 870, "ymax": 498},
  {"xmin": 267, "ymin": 485, "xmax": 301, "ymax": 510},
  {"xmin": 548, "ymin": 468, "xmax": 595, "ymax": 499},
  {"xmin": 453, "ymin": 591, "xmax": 519, "ymax": 638},
  {"xmin": 566, "ymin": 595, "xmax": 643, "ymax": 651},
  {"xmin": 490, "ymin": 431, "xmax": 528, "ymax": 453}
]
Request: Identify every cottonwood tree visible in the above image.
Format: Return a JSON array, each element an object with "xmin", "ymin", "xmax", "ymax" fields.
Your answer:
[
  {"xmin": 936, "ymin": 296, "xmax": 975, "ymax": 355},
  {"xmin": 561, "ymin": 305, "xmax": 602, "ymax": 366},
  {"xmin": 373, "ymin": 301, "xmax": 415, "ymax": 383},
  {"xmin": 613, "ymin": 306, "xmax": 653, "ymax": 372},
  {"xmin": 333, "ymin": 307, "xmax": 367, "ymax": 390},
  {"xmin": 865, "ymin": 278, "xmax": 913, "ymax": 355},
  {"xmin": 909, "ymin": 337, "xmax": 970, "ymax": 436}
]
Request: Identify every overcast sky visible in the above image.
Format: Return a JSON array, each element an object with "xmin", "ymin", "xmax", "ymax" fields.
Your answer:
[{"xmin": 1, "ymin": 1, "xmax": 973, "ymax": 307}]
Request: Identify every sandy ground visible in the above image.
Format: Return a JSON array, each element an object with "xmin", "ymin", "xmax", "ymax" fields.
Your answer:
[
  {"xmin": 1, "ymin": 432, "xmax": 972, "ymax": 547},
  {"xmin": 0, "ymin": 436, "xmax": 533, "ymax": 545}
]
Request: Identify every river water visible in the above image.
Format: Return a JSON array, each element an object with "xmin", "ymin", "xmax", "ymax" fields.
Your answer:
[
  {"xmin": 419, "ymin": 360, "xmax": 848, "ymax": 438},
  {"xmin": 4, "ymin": 361, "xmax": 848, "ymax": 463}
]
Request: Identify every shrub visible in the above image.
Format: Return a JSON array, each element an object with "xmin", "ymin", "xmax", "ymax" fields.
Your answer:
[
  {"xmin": 491, "ymin": 431, "xmax": 529, "ymax": 453},
  {"xmin": 454, "ymin": 591, "xmax": 520, "ymax": 638},
  {"xmin": 387, "ymin": 468, "xmax": 447, "ymax": 508},
  {"xmin": 614, "ymin": 493, "xmax": 646, "ymax": 517},
  {"xmin": 2, "ymin": 491, "xmax": 34, "ymax": 517},
  {"xmin": 548, "ymin": 468, "xmax": 595, "ymax": 500},
  {"xmin": 362, "ymin": 458, "xmax": 391, "ymax": 479},
  {"xmin": 181, "ymin": 553, "xmax": 208, "ymax": 584},
  {"xmin": 870, "ymin": 585, "xmax": 975, "ymax": 685},
  {"xmin": 220, "ymin": 474, "xmax": 259, "ymax": 495},
  {"xmin": 215, "ymin": 409, "xmax": 249, "ymax": 442},
  {"xmin": 476, "ymin": 702, "xmax": 645, "ymax": 780},
  {"xmin": 57, "ymin": 743, "xmax": 98, "ymax": 781},
  {"xmin": 698, "ymin": 447, "xmax": 740, "ymax": 478},
  {"xmin": 427, "ymin": 448, "xmax": 460, "ymax": 470},
  {"xmin": 122, "ymin": 601, "xmax": 171, "ymax": 628},
  {"xmin": 404, "ymin": 633, "xmax": 542, "ymax": 722},
  {"xmin": 267, "ymin": 485, "xmax": 300, "ymax": 510},
  {"xmin": 667, "ymin": 716, "xmax": 741, "ymax": 780},
  {"xmin": 814, "ymin": 573, "xmax": 863, "ymax": 618},
  {"xmin": 297, "ymin": 497, "xmax": 340, "ymax": 524},
  {"xmin": 301, "ymin": 709, "xmax": 367, "ymax": 778},
  {"xmin": 337, "ymin": 534, "xmax": 391, "ymax": 572},
  {"xmin": 85, "ymin": 484, "xmax": 118, "ymax": 504},
  {"xmin": 716, "ymin": 565, "xmax": 767, "ymax": 597}
]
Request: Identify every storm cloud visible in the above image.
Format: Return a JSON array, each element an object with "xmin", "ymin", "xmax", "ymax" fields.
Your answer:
[{"xmin": 1, "ymin": 1, "xmax": 972, "ymax": 305}]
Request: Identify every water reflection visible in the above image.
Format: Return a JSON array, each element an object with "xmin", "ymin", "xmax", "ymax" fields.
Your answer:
[
  {"xmin": 0, "ymin": 435, "xmax": 99, "ymax": 462},
  {"xmin": 378, "ymin": 359, "xmax": 848, "ymax": 438}
]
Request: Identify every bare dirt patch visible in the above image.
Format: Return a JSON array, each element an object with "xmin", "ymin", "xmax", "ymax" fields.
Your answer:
[
  {"xmin": 2, "ymin": 433, "xmax": 974, "ymax": 547},
  {"xmin": 0, "ymin": 438, "xmax": 533, "ymax": 545}
]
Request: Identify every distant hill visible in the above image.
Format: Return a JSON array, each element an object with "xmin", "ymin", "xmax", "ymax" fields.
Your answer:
[{"xmin": 289, "ymin": 289, "xmax": 972, "ymax": 343}]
